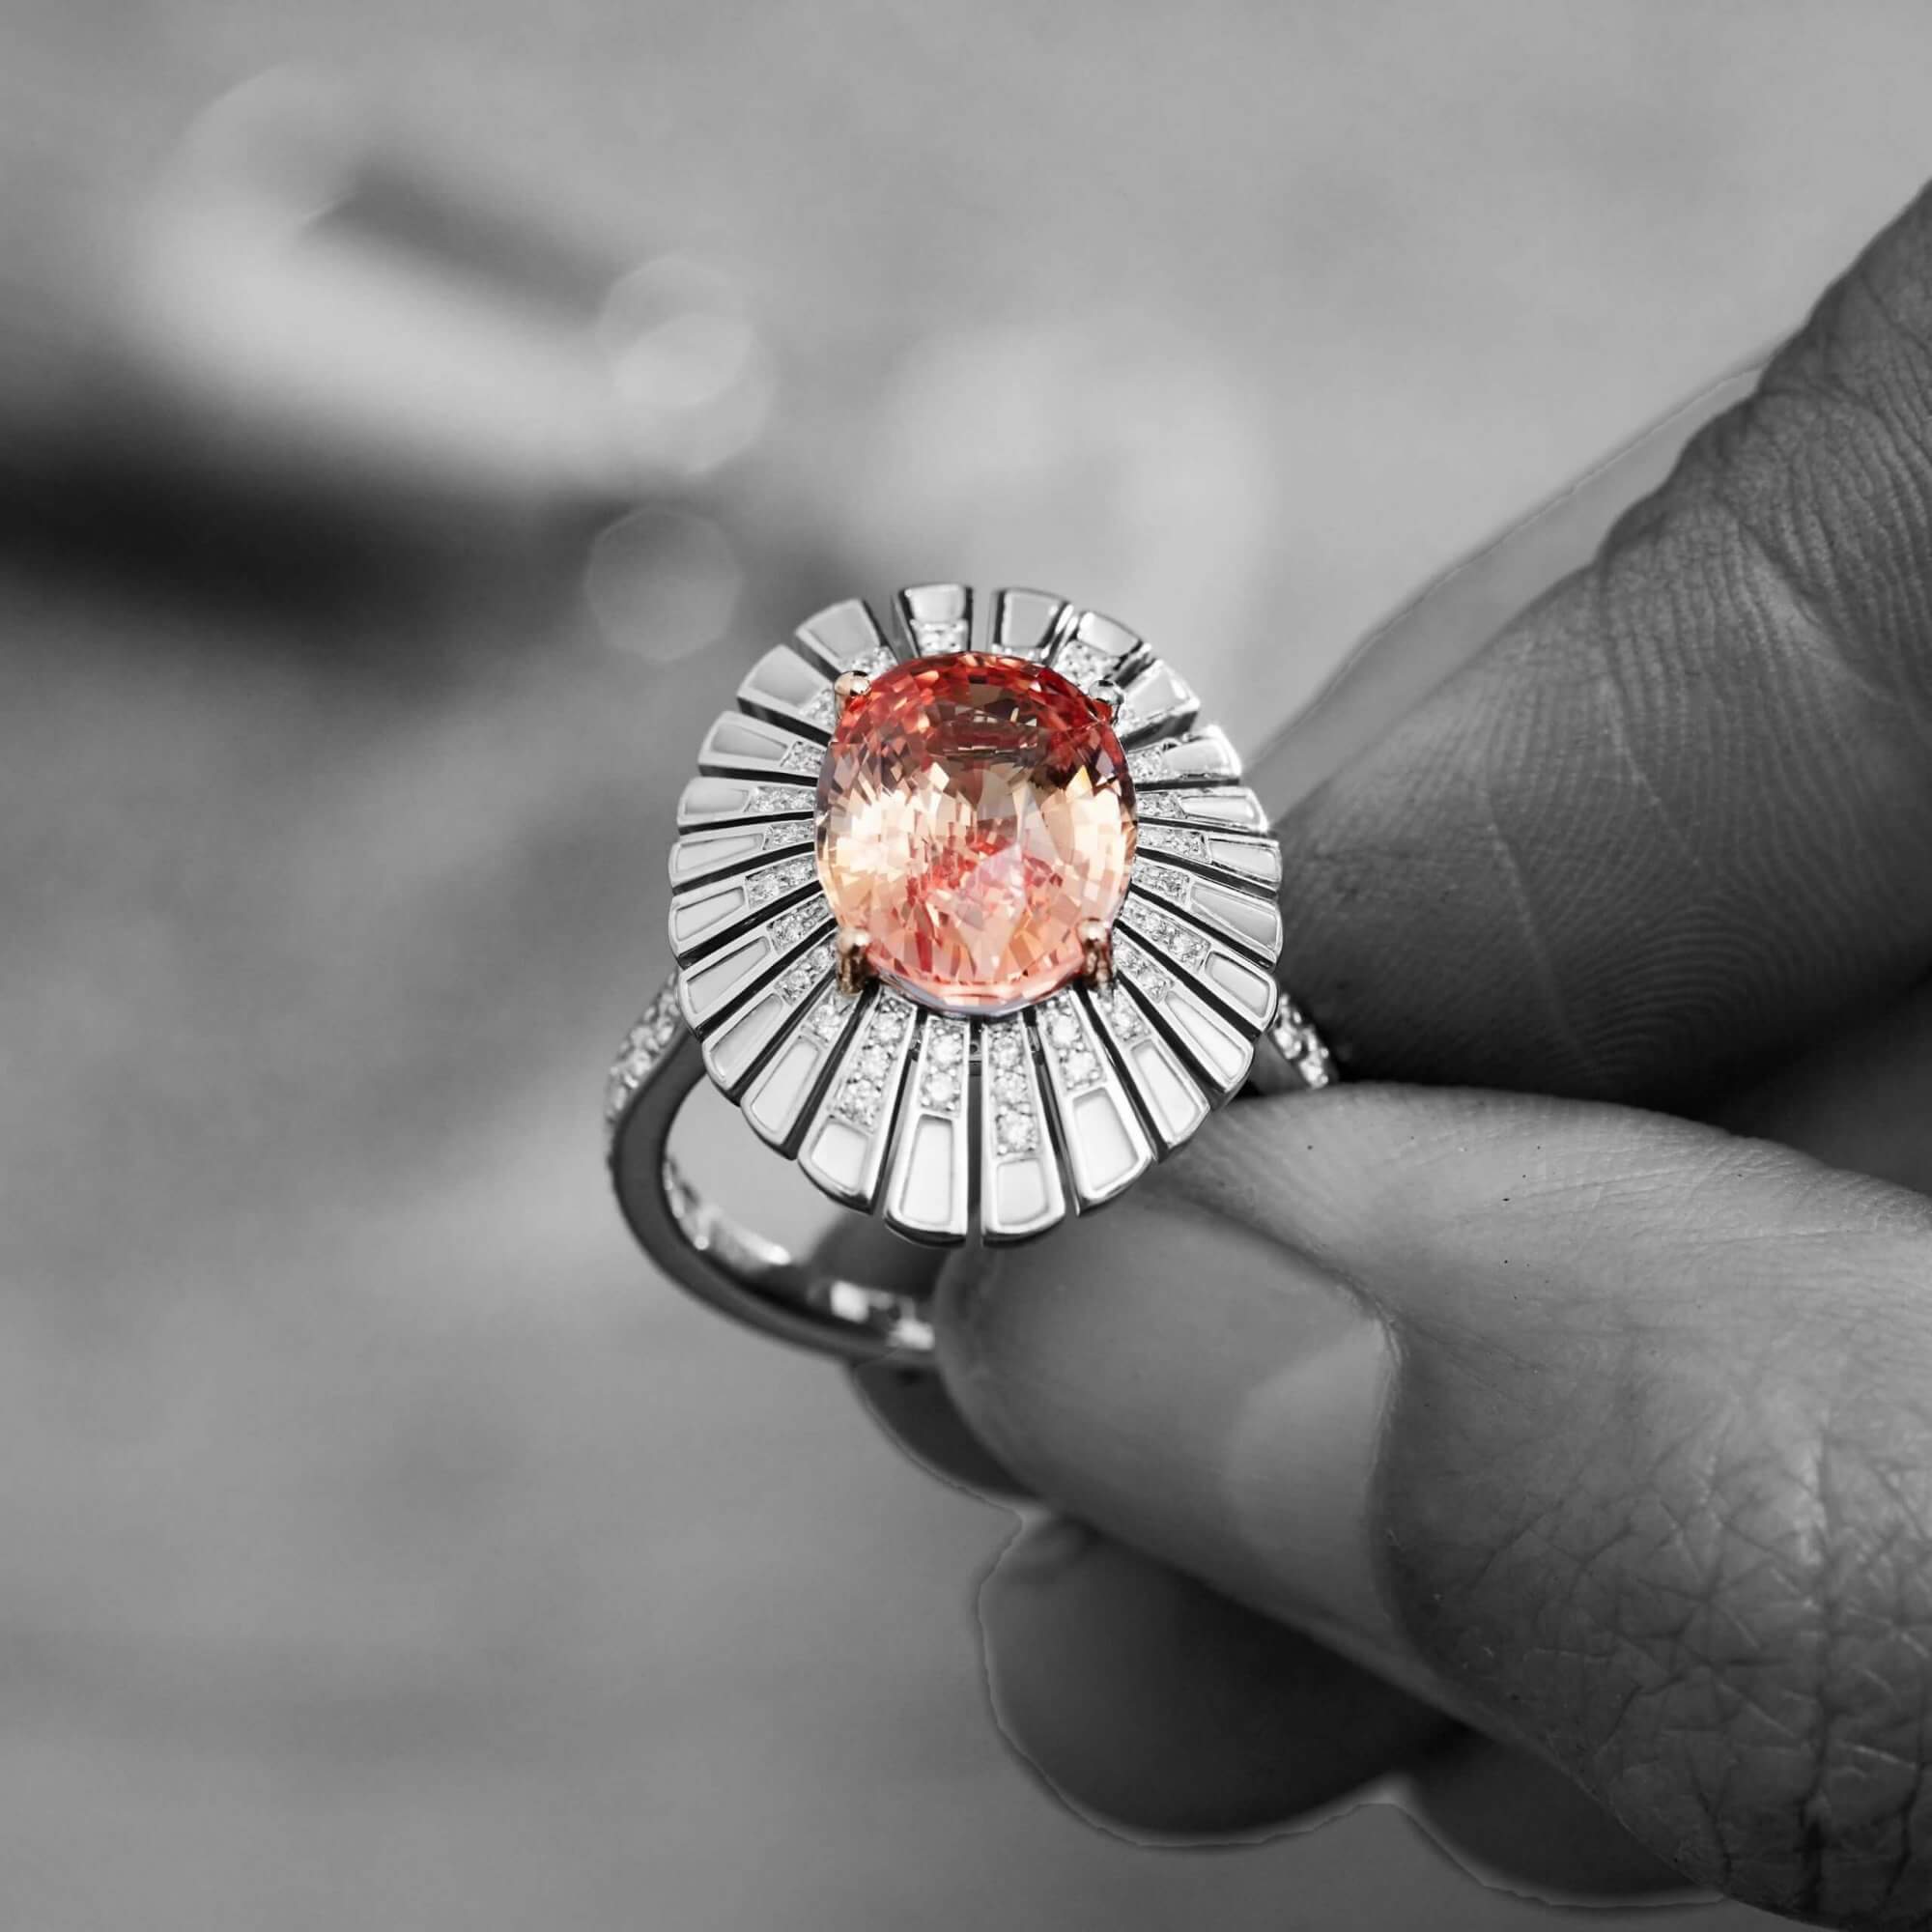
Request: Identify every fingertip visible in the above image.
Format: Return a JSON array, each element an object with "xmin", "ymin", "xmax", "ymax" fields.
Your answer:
[
  {"xmin": 933, "ymin": 1170, "xmax": 1414, "ymax": 1687},
  {"xmin": 1405, "ymin": 1734, "xmax": 1704, "ymax": 1908},
  {"xmin": 848, "ymin": 1356, "xmax": 1031, "ymax": 1499},
  {"xmin": 980, "ymin": 1522, "xmax": 1450, "ymax": 1841}
]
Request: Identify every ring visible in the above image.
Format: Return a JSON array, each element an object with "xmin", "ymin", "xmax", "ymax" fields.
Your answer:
[{"xmin": 605, "ymin": 585, "xmax": 1336, "ymax": 1363}]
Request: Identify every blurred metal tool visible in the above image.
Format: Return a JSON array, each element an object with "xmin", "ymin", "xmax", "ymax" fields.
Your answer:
[{"xmin": 0, "ymin": 69, "xmax": 774, "ymax": 605}]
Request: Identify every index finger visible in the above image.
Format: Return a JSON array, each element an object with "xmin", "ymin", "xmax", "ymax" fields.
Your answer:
[{"xmin": 1270, "ymin": 184, "xmax": 1932, "ymax": 1106}]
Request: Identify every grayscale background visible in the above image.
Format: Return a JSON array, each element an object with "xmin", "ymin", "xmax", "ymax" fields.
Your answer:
[{"xmin": 2, "ymin": 3, "xmax": 1926, "ymax": 1926}]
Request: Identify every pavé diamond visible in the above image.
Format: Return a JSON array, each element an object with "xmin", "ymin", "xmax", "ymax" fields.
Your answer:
[
  {"xmin": 748, "ymin": 785, "xmax": 813, "ymax": 815},
  {"xmin": 1094, "ymin": 984, "xmax": 1151, "ymax": 1041},
  {"xmin": 767, "ymin": 905, "xmax": 823, "ymax": 951},
  {"xmin": 1139, "ymin": 824, "xmax": 1209, "ymax": 861},
  {"xmin": 1135, "ymin": 790, "xmax": 1219, "ymax": 824},
  {"xmin": 837, "ymin": 1076, "xmax": 883, "ymax": 1124},
  {"xmin": 920, "ymin": 1068, "xmax": 961, "ymax": 1112},
  {"xmin": 807, "ymin": 994, "xmax": 852, "ymax": 1041},
  {"xmin": 1115, "ymin": 938, "xmax": 1172, "ymax": 1002},
  {"xmin": 1270, "ymin": 1000, "xmax": 1335, "ymax": 1090},
  {"xmin": 1132, "ymin": 906, "xmax": 1209, "ymax": 970},
  {"xmin": 1054, "ymin": 641, "xmax": 1115, "ymax": 690},
  {"xmin": 1136, "ymin": 861, "xmax": 1190, "ymax": 904},
  {"xmin": 749, "ymin": 856, "xmax": 816, "ymax": 905},
  {"xmin": 604, "ymin": 980, "xmax": 683, "ymax": 1135}
]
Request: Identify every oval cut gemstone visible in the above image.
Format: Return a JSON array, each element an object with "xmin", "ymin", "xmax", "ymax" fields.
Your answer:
[{"xmin": 816, "ymin": 653, "xmax": 1137, "ymax": 1013}]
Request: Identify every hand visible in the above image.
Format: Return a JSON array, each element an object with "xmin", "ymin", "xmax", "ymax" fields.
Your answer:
[{"xmin": 867, "ymin": 185, "xmax": 1932, "ymax": 1927}]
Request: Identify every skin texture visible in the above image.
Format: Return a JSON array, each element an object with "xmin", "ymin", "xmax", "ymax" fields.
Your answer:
[
  {"xmin": 895, "ymin": 184, "xmax": 1932, "ymax": 1927},
  {"xmin": 1276, "ymin": 186, "xmax": 1932, "ymax": 1107}
]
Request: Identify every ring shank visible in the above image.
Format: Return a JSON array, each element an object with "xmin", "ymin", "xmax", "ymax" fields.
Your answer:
[
  {"xmin": 611, "ymin": 1029, "xmax": 939, "ymax": 1361},
  {"xmin": 609, "ymin": 998, "xmax": 1328, "ymax": 1365}
]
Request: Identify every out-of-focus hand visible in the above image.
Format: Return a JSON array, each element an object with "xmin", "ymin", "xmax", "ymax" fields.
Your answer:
[{"xmin": 871, "ymin": 185, "xmax": 1932, "ymax": 1927}]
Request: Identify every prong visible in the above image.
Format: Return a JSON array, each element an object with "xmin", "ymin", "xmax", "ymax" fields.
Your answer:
[
  {"xmin": 834, "ymin": 670, "xmax": 872, "ymax": 705},
  {"xmin": 1079, "ymin": 919, "xmax": 1114, "ymax": 988},
  {"xmin": 837, "ymin": 928, "xmax": 872, "ymax": 996}
]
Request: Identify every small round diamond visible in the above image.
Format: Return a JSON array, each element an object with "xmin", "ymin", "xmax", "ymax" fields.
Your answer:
[
  {"xmin": 838, "ymin": 1077, "xmax": 883, "ymax": 1123},
  {"xmin": 993, "ymin": 1069, "xmax": 1031, "ymax": 1105},
  {"xmin": 996, "ymin": 1111, "xmax": 1037, "ymax": 1154}
]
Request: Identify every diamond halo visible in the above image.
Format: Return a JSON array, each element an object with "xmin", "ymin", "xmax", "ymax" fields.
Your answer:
[{"xmin": 657, "ymin": 584, "xmax": 1291, "ymax": 1245}]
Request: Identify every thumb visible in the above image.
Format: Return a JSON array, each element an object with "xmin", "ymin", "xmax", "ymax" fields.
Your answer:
[{"xmin": 937, "ymin": 1087, "xmax": 1932, "ymax": 1927}]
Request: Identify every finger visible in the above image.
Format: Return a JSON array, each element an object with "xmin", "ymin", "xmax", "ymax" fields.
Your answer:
[
  {"xmin": 1249, "ymin": 356, "xmax": 1766, "ymax": 813},
  {"xmin": 1274, "ymin": 185, "xmax": 1932, "ymax": 1105},
  {"xmin": 938, "ymin": 1090, "xmax": 1932, "ymax": 1923},
  {"xmin": 848, "ymin": 1358, "xmax": 1028, "ymax": 1498},
  {"xmin": 1717, "ymin": 977, "xmax": 1932, "ymax": 1198},
  {"xmin": 1404, "ymin": 1733, "xmax": 1701, "ymax": 1907},
  {"xmin": 810, "ymin": 1209, "xmax": 1032, "ymax": 1495},
  {"xmin": 979, "ymin": 1517, "xmax": 1452, "ymax": 1839},
  {"xmin": 981, "ymin": 1526, "xmax": 1690, "ymax": 1906},
  {"xmin": 849, "ymin": 975, "xmax": 1932, "ymax": 1508},
  {"xmin": 982, "ymin": 1525, "xmax": 1692, "ymax": 1906},
  {"xmin": 964, "ymin": 988, "xmax": 1932, "ymax": 1857}
]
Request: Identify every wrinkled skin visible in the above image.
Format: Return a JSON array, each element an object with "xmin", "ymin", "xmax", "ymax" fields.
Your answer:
[{"xmin": 856, "ymin": 184, "xmax": 1932, "ymax": 1926}]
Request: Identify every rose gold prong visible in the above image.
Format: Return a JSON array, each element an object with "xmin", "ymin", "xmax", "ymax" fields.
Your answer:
[
  {"xmin": 834, "ymin": 670, "xmax": 872, "ymax": 705},
  {"xmin": 836, "ymin": 928, "xmax": 872, "ymax": 996},
  {"xmin": 1079, "ymin": 919, "xmax": 1114, "ymax": 988}
]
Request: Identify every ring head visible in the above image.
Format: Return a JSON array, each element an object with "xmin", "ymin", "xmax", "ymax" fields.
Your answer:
[
  {"xmin": 816, "ymin": 651, "xmax": 1136, "ymax": 1015},
  {"xmin": 656, "ymin": 585, "xmax": 1290, "ymax": 1247}
]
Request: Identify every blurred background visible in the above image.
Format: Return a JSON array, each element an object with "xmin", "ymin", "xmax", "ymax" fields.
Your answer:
[{"xmin": 4, "ymin": 3, "xmax": 1931, "ymax": 1925}]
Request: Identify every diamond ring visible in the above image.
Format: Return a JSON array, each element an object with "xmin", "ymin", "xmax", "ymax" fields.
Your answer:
[{"xmin": 606, "ymin": 585, "xmax": 1335, "ymax": 1362}]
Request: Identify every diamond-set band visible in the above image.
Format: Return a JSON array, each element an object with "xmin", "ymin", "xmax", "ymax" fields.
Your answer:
[{"xmin": 606, "ymin": 584, "xmax": 1336, "ymax": 1363}]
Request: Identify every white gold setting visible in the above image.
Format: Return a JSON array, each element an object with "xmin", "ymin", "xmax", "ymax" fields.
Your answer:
[{"xmin": 606, "ymin": 586, "xmax": 1337, "ymax": 1361}]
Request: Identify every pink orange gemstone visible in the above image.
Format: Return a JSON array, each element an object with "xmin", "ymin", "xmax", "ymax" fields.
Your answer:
[{"xmin": 816, "ymin": 653, "xmax": 1137, "ymax": 1013}]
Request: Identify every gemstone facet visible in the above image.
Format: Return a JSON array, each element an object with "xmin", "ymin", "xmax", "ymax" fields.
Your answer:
[{"xmin": 816, "ymin": 653, "xmax": 1136, "ymax": 1013}]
